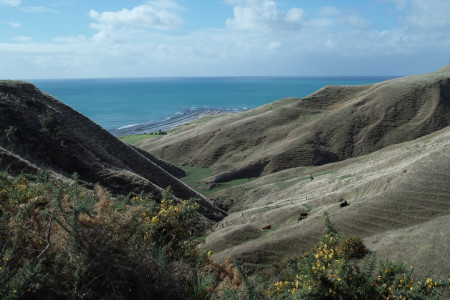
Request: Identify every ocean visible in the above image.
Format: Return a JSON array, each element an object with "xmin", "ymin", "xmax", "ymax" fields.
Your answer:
[{"xmin": 30, "ymin": 76, "xmax": 394, "ymax": 135}]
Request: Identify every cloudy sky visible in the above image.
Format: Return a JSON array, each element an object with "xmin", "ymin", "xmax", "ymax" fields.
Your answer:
[{"xmin": 1, "ymin": 0, "xmax": 449, "ymax": 79}]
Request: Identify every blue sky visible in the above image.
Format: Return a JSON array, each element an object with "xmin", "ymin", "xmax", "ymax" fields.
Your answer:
[{"xmin": 1, "ymin": 0, "xmax": 449, "ymax": 79}]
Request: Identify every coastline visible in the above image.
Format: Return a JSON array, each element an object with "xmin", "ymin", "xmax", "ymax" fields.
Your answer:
[{"xmin": 109, "ymin": 107, "xmax": 245, "ymax": 137}]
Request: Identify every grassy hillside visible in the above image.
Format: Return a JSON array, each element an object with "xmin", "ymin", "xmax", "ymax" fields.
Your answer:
[
  {"xmin": 2, "ymin": 68, "xmax": 450, "ymax": 298},
  {"xmin": 2, "ymin": 172, "xmax": 447, "ymax": 299},
  {"xmin": 135, "ymin": 68, "xmax": 450, "ymax": 282},
  {"xmin": 139, "ymin": 70, "xmax": 450, "ymax": 184},
  {"xmin": 203, "ymin": 126, "xmax": 450, "ymax": 279}
]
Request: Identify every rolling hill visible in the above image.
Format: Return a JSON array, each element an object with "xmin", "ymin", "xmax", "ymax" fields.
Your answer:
[
  {"xmin": 0, "ymin": 80, "xmax": 226, "ymax": 221},
  {"xmin": 138, "ymin": 68, "xmax": 450, "ymax": 185},
  {"xmin": 138, "ymin": 66, "xmax": 450, "ymax": 278},
  {"xmin": 1, "ymin": 66, "xmax": 449, "ymax": 280}
]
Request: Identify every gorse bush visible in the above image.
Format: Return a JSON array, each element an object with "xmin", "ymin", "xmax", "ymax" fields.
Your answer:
[
  {"xmin": 0, "ymin": 171, "xmax": 449, "ymax": 299},
  {"xmin": 263, "ymin": 212, "xmax": 449, "ymax": 299},
  {"xmin": 0, "ymin": 172, "xmax": 213, "ymax": 299},
  {"xmin": 337, "ymin": 236, "xmax": 368, "ymax": 259}
]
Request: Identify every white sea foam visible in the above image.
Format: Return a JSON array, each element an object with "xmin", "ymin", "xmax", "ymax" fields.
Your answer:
[{"xmin": 118, "ymin": 123, "xmax": 141, "ymax": 130}]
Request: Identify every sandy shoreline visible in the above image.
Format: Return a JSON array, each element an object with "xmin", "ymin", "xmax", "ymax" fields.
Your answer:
[{"xmin": 109, "ymin": 107, "xmax": 244, "ymax": 136}]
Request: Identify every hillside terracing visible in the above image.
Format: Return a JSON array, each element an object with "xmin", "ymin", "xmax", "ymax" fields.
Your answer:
[
  {"xmin": 139, "ymin": 69, "xmax": 450, "ymax": 184},
  {"xmin": 204, "ymin": 126, "xmax": 450, "ymax": 278},
  {"xmin": 137, "ymin": 67, "xmax": 450, "ymax": 278}
]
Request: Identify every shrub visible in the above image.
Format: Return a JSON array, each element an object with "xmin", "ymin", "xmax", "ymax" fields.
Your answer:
[
  {"xmin": 0, "ymin": 171, "xmax": 215, "ymax": 299},
  {"xmin": 4, "ymin": 125, "xmax": 17, "ymax": 144},
  {"xmin": 337, "ymin": 236, "xmax": 368, "ymax": 259},
  {"xmin": 1, "ymin": 172, "xmax": 449, "ymax": 299},
  {"xmin": 265, "ymin": 212, "xmax": 449, "ymax": 299},
  {"xmin": 38, "ymin": 109, "xmax": 59, "ymax": 136}
]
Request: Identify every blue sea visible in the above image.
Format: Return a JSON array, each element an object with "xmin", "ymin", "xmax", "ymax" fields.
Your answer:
[{"xmin": 30, "ymin": 76, "xmax": 394, "ymax": 134}]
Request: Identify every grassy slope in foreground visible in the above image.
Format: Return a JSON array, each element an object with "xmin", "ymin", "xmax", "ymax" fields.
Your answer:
[{"xmin": 203, "ymin": 126, "xmax": 450, "ymax": 279}]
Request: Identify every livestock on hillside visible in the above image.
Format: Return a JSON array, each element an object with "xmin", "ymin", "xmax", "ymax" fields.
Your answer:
[
  {"xmin": 298, "ymin": 212, "xmax": 308, "ymax": 221},
  {"xmin": 340, "ymin": 200, "xmax": 348, "ymax": 208}
]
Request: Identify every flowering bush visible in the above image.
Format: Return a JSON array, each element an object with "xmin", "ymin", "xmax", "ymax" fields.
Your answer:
[
  {"xmin": 1, "ymin": 171, "xmax": 449, "ymax": 299},
  {"xmin": 265, "ymin": 212, "xmax": 449, "ymax": 299},
  {"xmin": 0, "ymin": 172, "xmax": 213, "ymax": 299}
]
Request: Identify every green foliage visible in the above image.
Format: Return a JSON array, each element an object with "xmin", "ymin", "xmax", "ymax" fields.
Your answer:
[
  {"xmin": 180, "ymin": 166, "xmax": 214, "ymax": 188},
  {"xmin": 263, "ymin": 212, "xmax": 449, "ymax": 299},
  {"xmin": 180, "ymin": 166, "xmax": 256, "ymax": 197},
  {"xmin": 119, "ymin": 129, "xmax": 176, "ymax": 144},
  {"xmin": 233, "ymin": 259, "xmax": 261, "ymax": 300},
  {"xmin": 119, "ymin": 133, "xmax": 160, "ymax": 144},
  {"xmin": 0, "ymin": 171, "xmax": 215, "ymax": 299},
  {"xmin": 323, "ymin": 211, "xmax": 338, "ymax": 237},
  {"xmin": 1, "ymin": 172, "xmax": 449, "ymax": 299},
  {"xmin": 4, "ymin": 125, "xmax": 17, "ymax": 144},
  {"xmin": 38, "ymin": 108, "xmax": 58, "ymax": 136}
]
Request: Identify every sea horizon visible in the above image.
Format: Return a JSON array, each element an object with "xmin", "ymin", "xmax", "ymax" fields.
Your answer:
[{"xmin": 30, "ymin": 76, "xmax": 397, "ymax": 135}]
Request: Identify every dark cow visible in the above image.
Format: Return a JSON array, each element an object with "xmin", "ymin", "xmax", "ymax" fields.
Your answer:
[
  {"xmin": 262, "ymin": 225, "xmax": 272, "ymax": 230},
  {"xmin": 340, "ymin": 200, "xmax": 348, "ymax": 208},
  {"xmin": 298, "ymin": 212, "xmax": 308, "ymax": 221}
]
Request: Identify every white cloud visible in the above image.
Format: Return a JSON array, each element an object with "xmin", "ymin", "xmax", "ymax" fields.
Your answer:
[
  {"xmin": 12, "ymin": 36, "xmax": 32, "ymax": 42},
  {"xmin": 325, "ymin": 40, "xmax": 337, "ymax": 49},
  {"xmin": 90, "ymin": 4, "xmax": 183, "ymax": 30},
  {"xmin": 403, "ymin": 0, "xmax": 450, "ymax": 32},
  {"xmin": 226, "ymin": 0, "xmax": 306, "ymax": 31},
  {"xmin": 0, "ymin": 0, "xmax": 449, "ymax": 79},
  {"xmin": 145, "ymin": 0, "xmax": 184, "ymax": 10},
  {"xmin": 9, "ymin": 21, "xmax": 22, "ymax": 28},
  {"xmin": 89, "ymin": 2, "xmax": 184, "ymax": 43},
  {"xmin": 1, "ymin": 0, "xmax": 21, "ymax": 6},
  {"xmin": 342, "ymin": 14, "xmax": 371, "ymax": 29},
  {"xmin": 20, "ymin": 6, "xmax": 59, "ymax": 13},
  {"xmin": 319, "ymin": 6, "xmax": 340, "ymax": 17},
  {"xmin": 309, "ymin": 18, "xmax": 335, "ymax": 28},
  {"xmin": 379, "ymin": 0, "xmax": 409, "ymax": 10},
  {"xmin": 267, "ymin": 41, "xmax": 281, "ymax": 51}
]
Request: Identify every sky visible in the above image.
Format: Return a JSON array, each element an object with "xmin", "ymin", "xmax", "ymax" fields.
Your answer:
[{"xmin": 1, "ymin": 0, "xmax": 449, "ymax": 79}]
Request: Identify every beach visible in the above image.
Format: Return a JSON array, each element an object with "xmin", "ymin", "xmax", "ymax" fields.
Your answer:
[{"xmin": 109, "ymin": 107, "xmax": 244, "ymax": 136}]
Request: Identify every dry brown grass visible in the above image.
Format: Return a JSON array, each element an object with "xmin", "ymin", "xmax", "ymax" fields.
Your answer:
[
  {"xmin": 204, "ymin": 126, "xmax": 450, "ymax": 278},
  {"xmin": 140, "ymin": 70, "xmax": 450, "ymax": 183},
  {"xmin": 135, "ymin": 69, "xmax": 450, "ymax": 279}
]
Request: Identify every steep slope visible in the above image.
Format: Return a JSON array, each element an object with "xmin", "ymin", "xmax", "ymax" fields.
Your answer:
[
  {"xmin": 139, "ymin": 70, "xmax": 450, "ymax": 183},
  {"xmin": 0, "ymin": 80, "xmax": 226, "ymax": 221},
  {"xmin": 203, "ymin": 126, "xmax": 450, "ymax": 278}
]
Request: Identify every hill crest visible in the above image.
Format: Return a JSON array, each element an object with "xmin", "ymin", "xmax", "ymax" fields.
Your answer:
[
  {"xmin": 0, "ymin": 80, "xmax": 226, "ymax": 221},
  {"xmin": 139, "ymin": 70, "xmax": 450, "ymax": 185}
]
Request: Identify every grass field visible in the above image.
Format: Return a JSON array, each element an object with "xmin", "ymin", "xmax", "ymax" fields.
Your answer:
[
  {"xmin": 119, "ymin": 133, "xmax": 161, "ymax": 144},
  {"xmin": 119, "ymin": 128, "xmax": 181, "ymax": 144},
  {"xmin": 180, "ymin": 166, "xmax": 256, "ymax": 197}
]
